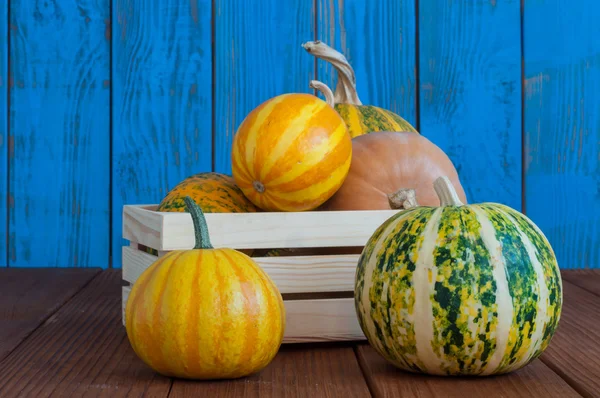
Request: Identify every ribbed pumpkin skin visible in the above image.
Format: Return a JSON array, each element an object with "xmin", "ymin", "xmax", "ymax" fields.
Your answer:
[
  {"xmin": 335, "ymin": 104, "xmax": 418, "ymax": 138},
  {"xmin": 126, "ymin": 249, "xmax": 285, "ymax": 379},
  {"xmin": 231, "ymin": 93, "xmax": 352, "ymax": 212},
  {"xmin": 355, "ymin": 203, "xmax": 562, "ymax": 376},
  {"xmin": 157, "ymin": 172, "xmax": 257, "ymax": 213}
]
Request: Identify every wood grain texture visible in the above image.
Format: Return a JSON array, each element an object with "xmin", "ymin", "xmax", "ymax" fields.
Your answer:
[
  {"xmin": 112, "ymin": 0, "xmax": 212, "ymax": 268},
  {"xmin": 523, "ymin": 1, "xmax": 600, "ymax": 269},
  {"xmin": 418, "ymin": 0, "xmax": 521, "ymax": 209},
  {"xmin": 169, "ymin": 344, "xmax": 371, "ymax": 397},
  {"xmin": 123, "ymin": 204, "xmax": 399, "ymax": 251},
  {"xmin": 317, "ymin": 0, "xmax": 417, "ymax": 126},
  {"xmin": 561, "ymin": 269, "xmax": 600, "ymax": 297},
  {"xmin": 214, "ymin": 0, "xmax": 314, "ymax": 174},
  {"xmin": 539, "ymin": 281, "xmax": 600, "ymax": 397},
  {"xmin": 283, "ymin": 298, "xmax": 364, "ymax": 343},
  {"xmin": 0, "ymin": 1, "xmax": 6, "ymax": 267},
  {"xmin": 357, "ymin": 344, "xmax": 580, "ymax": 397},
  {"xmin": 9, "ymin": 0, "xmax": 110, "ymax": 267},
  {"xmin": 0, "ymin": 268, "xmax": 99, "ymax": 361},
  {"xmin": 0, "ymin": 270, "xmax": 172, "ymax": 397},
  {"xmin": 123, "ymin": 246, "xmax": 359, "ymax": 294}
]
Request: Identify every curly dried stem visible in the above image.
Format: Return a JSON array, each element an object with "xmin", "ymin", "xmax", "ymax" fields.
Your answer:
[
  {"xmin": 302, "ymin": 40, "xmax": 362, "ymax": 106},
  {"xmin": 309, "ymin": 80, "xmax": 335, "ymax": 107}
]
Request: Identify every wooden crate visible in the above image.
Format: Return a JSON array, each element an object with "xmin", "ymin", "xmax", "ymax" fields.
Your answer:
[{"xmin": 121, "ymin": 204, "xmax": 399, "ymax": 343}]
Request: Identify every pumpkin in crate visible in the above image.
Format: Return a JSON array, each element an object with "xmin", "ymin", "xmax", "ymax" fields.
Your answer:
[
  {"xmin": 355, "ymin": 176, "xmax": 562, "ymax": 376},
  {"xmin": 145, "ymin": 172, "xmax": 257, "ymax": 256},
  {"xmin": 125, "ymin": 197, "xmax": 285, "ymax": 380},
  {"xmin": 320, "ymin": 131, "xmax": 467, "ymax": 211},
  {"xmin": 302, "ymin": 40, "xmax": 417, "ymax": 137},
  {"xmin": 156, "ymin": 172, "xmax": 257, "ymax": 213},
  {"xmin": 231, "ymin": 93, "xmax": 352, "ymax": 212}
]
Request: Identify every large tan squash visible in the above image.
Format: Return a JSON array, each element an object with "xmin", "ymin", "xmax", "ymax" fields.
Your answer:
[{"xmin": 319, "ymin": 131, "xmax": 467, "ymax": 211}]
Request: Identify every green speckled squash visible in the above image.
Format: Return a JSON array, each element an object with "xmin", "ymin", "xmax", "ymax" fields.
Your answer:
[
  {"xmin": 355, "ymin": 176, "xmax": 563, "ymax": 376},
  {"xmin": 303, "ymin": 41, "xmax": 417, "ymax": 138}
]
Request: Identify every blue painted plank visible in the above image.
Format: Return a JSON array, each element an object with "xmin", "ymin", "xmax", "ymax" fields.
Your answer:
[
  {"xmin": 9, "ymin": 0, "xmax": 110, "ymax": 267},
  {"xmin": 0, "ymin": 1, "xmax": 6, "ymax": 267},
  {"xmin": 524, "ymin": 1, "xmax": 600, "ymax": 269},
  {"xmin": 317, "ymin": 0, "xmax": 417, "ymax": 127},
  {"xmin": 112, "ymin": 0, "xmax": 212, "ymax": 267},
  {"xmin": 214, "ymin": 0, "xmax": 315, "ymax": 174},
  {"xmin": 418, "ymin": 0, "xmax": 522, "ymax": 209}
]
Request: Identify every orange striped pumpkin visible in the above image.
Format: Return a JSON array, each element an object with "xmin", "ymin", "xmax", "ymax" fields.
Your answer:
[
  {"xmin": 125, "ymin": 197, "xmax": 285, "ymax": 380},
  {"xmin": 231, "ymin": 93, "xmax": 352, "ymax": 212},
  {"xmin": 157, "ymin": 172, "xmax": 258, "ymax": 213}
]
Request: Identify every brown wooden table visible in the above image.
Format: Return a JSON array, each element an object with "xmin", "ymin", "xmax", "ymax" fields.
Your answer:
[{"xmin": 0, "ymin": 269, "xmax": 598, "ymax": 397}]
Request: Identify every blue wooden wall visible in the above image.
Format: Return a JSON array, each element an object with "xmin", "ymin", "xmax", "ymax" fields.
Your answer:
[{"xmin": 0, "ymin": 0, "xmax": 598, "ymax": 269}]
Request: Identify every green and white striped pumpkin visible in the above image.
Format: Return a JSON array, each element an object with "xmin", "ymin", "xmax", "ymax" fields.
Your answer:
[{"xmin": 355, "ymin": 176, "xmax": 562, "ymax": 376}]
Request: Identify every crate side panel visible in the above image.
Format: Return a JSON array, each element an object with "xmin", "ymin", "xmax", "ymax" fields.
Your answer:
[
  {"xmin": 122, "ymin": 246, "xmax": 358, "ymax": 294},
  {"xmin": 161, "ymin": 210, "xmax": 400, "ymax": 250},
  {"xmin": 284, "ymin": 298, "xmax": 364, "ymax": 343},
  {"xmin": 122, "ymin": 206, "xmax": 164, "ymax": 250}
]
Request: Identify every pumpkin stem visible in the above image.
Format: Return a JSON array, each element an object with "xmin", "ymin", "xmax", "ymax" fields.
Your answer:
[
  {"xmin": 309, "ymin": 80, "xmax": 335, "ymax": 107},
  {"xmin": 387, "ymin": 189, "xmax": 418, "ymax": 210},
  {"xmin": 183, "ymin": 196, "xmax": 214, "ymax": 249},
  {"xmin": 302, "ymin": 41, "xmax": 362, "ymax": 106},
  {"xmin": 433, "ymin": 176, "xmax": 464, "ymax": 206}
]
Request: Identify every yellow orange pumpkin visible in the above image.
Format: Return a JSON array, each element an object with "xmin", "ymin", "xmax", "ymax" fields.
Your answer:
[
  {"xmin": 126, "ymin": 197, "xmax": 285, "ymax": 380},
  {"xmin": 231, "ymin": 93, "xmax": 352, "ymax": 212}
]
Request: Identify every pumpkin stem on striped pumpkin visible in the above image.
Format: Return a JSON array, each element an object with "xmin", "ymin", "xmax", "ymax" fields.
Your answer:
[
  {"xmin": 183, "ymin": 196, "xmax": 214, "ymax": 249},
  {"xmin": 302, "ymin": 41, "xmax": 362, "ymax": 106},
  {"xmin": 387, "ymin": 188, "xmax": 418, "ymax": 210},
  {"xmin": 309, "ymin": 80, "xmax": 335, "ymax": 107},
  {"xmin": 433, "ymin": 176, "xmax": 464, "ymax": 206}
]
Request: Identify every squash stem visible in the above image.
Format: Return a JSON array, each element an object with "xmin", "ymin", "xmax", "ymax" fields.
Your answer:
[
  {"xmin": 433, "ymin": 176, "xmax": 464, "ymax": 206},
  {"xmin": 183, "ymin": 196, "xmax": 214, "ymax": 249},
  {"xmin": 309, "ymin": 80, "xmax": 335, "ymax": 107},
  {"xmin": 302, "ymin": 41, "xmax": 362, "ymax": 106},
  {"xmin": 387, "ymin": 188, "xmax": 418, "ymax": 210}
]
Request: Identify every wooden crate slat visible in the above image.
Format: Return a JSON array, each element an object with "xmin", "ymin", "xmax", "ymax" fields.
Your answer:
[
  {"xmin": 123, "ymin": 205, "xmax": 164, "ymax": 252},
  {"xmin": 283, "ymin": 298, "xmax": 364, "ymax": 343},
  {"xmin": 122, "ymin": 246, "xmax": 157, "ymax": 285},
  {"xmin": 122, "ymin": 246, "xmax": 358, "ymax": 294},
  {"xmin": 124, "ymin": 205, "xmax": 398, "ymax": 251},
  {"xmin": 122, "ymin": 287, "xmax": 364, "ymax": 344}
]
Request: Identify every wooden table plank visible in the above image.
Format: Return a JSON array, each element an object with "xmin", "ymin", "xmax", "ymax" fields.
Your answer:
[
  {"xmin": 561, "ymin": 270, "xmax": 600, "ymax": 297},
  {"xmin": 357, "ymin": 344, "xmax": 580, "ymax": 397},
  {"xmin": 539, "ymin": 280, "xmax": 600, "ymax": 398},
  {"xmin": 0, "ymin": 270, "xmax": 171, "ymax": 398},
  {"xmin": 169, "ymin": 343, "xmax": 371, "ymax": 398},
  {"xmin": 0, "ymin": 268, "xmax": 99, "ymax": 361}
]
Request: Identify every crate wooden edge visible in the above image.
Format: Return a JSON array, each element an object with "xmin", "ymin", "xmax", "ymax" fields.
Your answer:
[
  {"xmin": 122, "ymin": 246, "xmax": 359, "ymax": 294},
  {"xmin": 123, "ymin": 204, "xmax": 400, "ymax": 251},
  {"xmin": 121, "ymin": 286, "xmax": 365, "ymax": 344}
]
